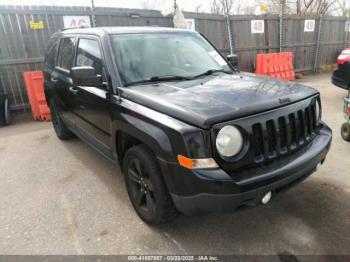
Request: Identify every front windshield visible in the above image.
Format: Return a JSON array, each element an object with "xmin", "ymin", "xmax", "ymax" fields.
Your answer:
[{"xmin": 110, "ymin": 32, "xmax": 231, "ymax": 85}]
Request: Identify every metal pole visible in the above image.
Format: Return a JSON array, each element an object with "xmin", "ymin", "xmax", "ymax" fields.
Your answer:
[
  {"xmin": 297, "ymin": 0, "xmax": 301, "ymax": 14},
  {"xmin": 279, "ymin": 0, "xmax": 285, "ymax": 53},
  {"xmin": 314, "ymin": 15, "xmax": 323, "ymax": 73},
  {"xmin": 345, "ymin": 14, "xmax": 350, "ymax": 48},
  {"xmin": 279, "ymin": 13, "xmax": 283, "ymax": 52},
  {"xmin": 224, "ymin": 0, "xmax": 234, "ymax": 54},
  {"xmin": 91, "ymin": 0, "xmax": 96, "ymax": 27},
  {"xmin": 281, "ymin": 0, "xmax": 286, "ymax": 14},
  {"xmin": 172, "ymin": 0, "xmax": 177, "ymax": 28}
]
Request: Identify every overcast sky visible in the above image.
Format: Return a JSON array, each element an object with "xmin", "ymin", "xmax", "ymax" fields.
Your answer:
[{"xmin": 0, "ymin": 0, "xmax": 219, "ymax": 13}]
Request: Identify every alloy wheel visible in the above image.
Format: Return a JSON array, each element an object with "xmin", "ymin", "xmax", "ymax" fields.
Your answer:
[{"xmin": 127, "ymin": 158, "xmax": 156, "ymax": 216}]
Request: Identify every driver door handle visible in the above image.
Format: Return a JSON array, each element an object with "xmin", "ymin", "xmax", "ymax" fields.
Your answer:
[{"xmin": 69, "ymin": 86, "xmax": 79, "ymax": 95}]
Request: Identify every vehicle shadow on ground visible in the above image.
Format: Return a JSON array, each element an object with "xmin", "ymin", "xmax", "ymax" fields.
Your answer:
[
  {"xmin": 59, "ymin": 138, "xmax": 131, "ymax": 206},
  {"xmin": 156, "ymin": 178, "xmax": 350, "ymax": 255}
]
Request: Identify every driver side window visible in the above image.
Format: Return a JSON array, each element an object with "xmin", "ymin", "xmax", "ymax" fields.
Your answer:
[{"xmin": 76, "ymin": 38, "xmax": 105, "ymax": 78}]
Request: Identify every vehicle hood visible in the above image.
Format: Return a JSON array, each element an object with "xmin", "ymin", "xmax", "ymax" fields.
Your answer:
[{"xmin": 121, "ymin": 72, "xmax": 319, "ymax": 129}]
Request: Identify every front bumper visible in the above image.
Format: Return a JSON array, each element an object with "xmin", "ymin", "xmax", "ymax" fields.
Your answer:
[
  {"xmin": 332, "ymin": 74, "xmax": 349, "ymax": 90},
  {"xmin": 332, "ymin": 64, "xmax": 350, "ymax": 90},
  {"xmin": 159, "ymin": 124, "xmax": 332, "ymax": 215}
]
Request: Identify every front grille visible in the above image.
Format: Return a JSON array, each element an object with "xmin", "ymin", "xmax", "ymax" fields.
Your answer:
[
  {"xmin": 251, "ymin": 101, "xmax": 318, "ymax": 164},
  {"xmin": 211, "ymin": 97, "xmax": 320, "ymax": 174}
]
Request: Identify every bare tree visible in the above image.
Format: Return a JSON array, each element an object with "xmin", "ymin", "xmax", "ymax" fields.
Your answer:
[
  {"xmin": 301, "ymin": 0, "xmax": 338, "ymax": 15},
  {"xmin": 194, "ymin": 4, "xmax": 202, "ymax": 13},
  {"xmin": 140, "ymin": 0, "xmax": 155, "ymax": 10},
  {"xmin": 140, "ymin": 0, "xmax": 166, "ymax": 10},
  {"xmin": 255, "ymin": 0, "xmax": 338, "ymax": 15},
  {"xmin": 210, "ymin": 0, "xmax": 234, "ymax": 15},
  {"xmin": 297, "ymin": 0, "xmax": 301, "ymax": 14},
  {"xmin": 333, "ymin": 0, "xmax": 350, "ymax": 16},
  {"xmin": 211, "ymin": 0, "xmax": 224, "ymax": 14}
]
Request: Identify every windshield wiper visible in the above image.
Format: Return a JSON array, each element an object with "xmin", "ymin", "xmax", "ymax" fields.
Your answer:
[
  {"xmin": 191, "ymin": 69, "xmax": 233, "ymax": 79},
  {"xmin": 125, "ymin": 75, "xmax": 192, "ymax": 86}
]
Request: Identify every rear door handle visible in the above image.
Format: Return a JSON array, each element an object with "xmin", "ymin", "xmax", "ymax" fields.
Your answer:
[
  {"xmin": 50, "ymin": 77, "xmax": 58, "ymax": 83},
  {"xmin": 69, "ymin": 86, "xmax": 79, "ymax": 95}
]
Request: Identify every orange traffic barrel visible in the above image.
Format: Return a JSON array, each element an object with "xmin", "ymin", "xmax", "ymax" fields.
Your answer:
[{"xmin": 23, "ymin": 71, "xmax": 51, "ymax": 121}]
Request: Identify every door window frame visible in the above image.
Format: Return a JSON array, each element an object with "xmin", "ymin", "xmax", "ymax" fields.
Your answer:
[
  {"xmin": 75, "ymin": 35, "xmax": 110, "ymax": 90},
  {"xmin": 55, "ymin": 35, "xmax": 77, "ymax": 74}
]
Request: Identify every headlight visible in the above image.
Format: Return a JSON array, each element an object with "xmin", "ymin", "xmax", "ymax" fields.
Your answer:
[
  {"xmin": 216, "ymin": 125, "xmax": 243, "ymax": 157},
  {"xmin": 315, "ymin": 100, "xmax": 321, "ymax": 122}
]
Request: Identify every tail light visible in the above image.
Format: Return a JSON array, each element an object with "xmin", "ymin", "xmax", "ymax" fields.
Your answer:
[{"xmin": 337, "ymin": 49, "xmax": 350, "ymax": 65}]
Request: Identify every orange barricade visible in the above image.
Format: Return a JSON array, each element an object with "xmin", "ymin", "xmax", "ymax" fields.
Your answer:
[
  {"xmin": 255, "ymin": 52, "xmax": 295, "ymax": 81},
  {"xmin": 23, "ymin": 71, "xmax": 51, "ymax": 121}
]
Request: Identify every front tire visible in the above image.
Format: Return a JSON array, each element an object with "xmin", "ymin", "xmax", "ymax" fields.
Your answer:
[
  {"xmin": 49, "ymin": 99, "xmax": 74, "ymax": 140},
  {"xmin": 341, "ymin": 122, "xmax": 350, "ymax": 142},
  {"xmin": 123, "ymin": 145, "xmax": 178, "ymax": 225}
]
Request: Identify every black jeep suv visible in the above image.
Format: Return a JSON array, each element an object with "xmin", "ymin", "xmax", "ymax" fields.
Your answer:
[{"xmin": 44, "ymin": 27, "xmax": 332, "ymax": 224}]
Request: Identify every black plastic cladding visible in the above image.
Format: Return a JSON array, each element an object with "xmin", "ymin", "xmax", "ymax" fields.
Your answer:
[{"xmin": 211, "ymin": 95, "xmax": 320, "ymax": 174}]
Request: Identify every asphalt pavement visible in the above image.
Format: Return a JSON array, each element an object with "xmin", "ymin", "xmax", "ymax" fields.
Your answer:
[{"xmin": 0, "ymin": 73, "xmax": 349, "ymax": 255}]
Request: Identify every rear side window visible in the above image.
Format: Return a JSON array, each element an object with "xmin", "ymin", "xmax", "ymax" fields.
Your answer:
[
  {"xmin": 44, "ymin": 35, "xmax": 60, "ymax": 68},
  {"xmin": 76, "ymin": 38, "xmax": 104, "ymax": 76},
  {"xmin": 57, "ymin": 37, "xmax": 75, "ymax": 70}
]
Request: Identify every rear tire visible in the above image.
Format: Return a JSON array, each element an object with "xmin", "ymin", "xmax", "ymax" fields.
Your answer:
[
  {"xmin": 341, "ymin": 122, "xmax": 350, "ymax": 142},
  {"xmin": 49, "ymin": 99, "xmax": 75, "ymax": 140},
  {"xmin": 123, "ymin": 145, "xmax": 178, "ymax": 225},
  {"xmin": 0, "ymin": 95, "xmax": 10, "ymax": 127},
  {"xmin": 4, "ymin": 96, "xmax": 11, "ymax": 125}
]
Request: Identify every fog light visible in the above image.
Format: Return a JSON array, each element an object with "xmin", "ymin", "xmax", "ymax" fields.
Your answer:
[{"xmin": 261, "ymin": 191, "xmax": 272, "ymax": 205}]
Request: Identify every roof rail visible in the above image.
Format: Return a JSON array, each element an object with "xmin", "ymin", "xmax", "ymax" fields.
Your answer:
[{"xmin": 60, "ymin": 25, "xmax": 91, "ymax": 31}]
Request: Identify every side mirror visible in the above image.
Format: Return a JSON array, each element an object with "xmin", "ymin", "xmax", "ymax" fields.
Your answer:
[
  {"xmin": 71, "ymin": 66, "xmax": 102, "ymax": 87},
  {"xmin": 227, "ymin": 54, "xmax": 239, "ymax": 68}
]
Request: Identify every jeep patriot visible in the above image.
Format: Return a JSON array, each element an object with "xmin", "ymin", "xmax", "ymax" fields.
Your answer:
[{"xmin": 44, "ymin": 27, "xmax": 332, "ymax": 224}]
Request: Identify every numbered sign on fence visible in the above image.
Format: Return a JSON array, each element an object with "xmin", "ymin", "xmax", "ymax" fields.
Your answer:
[
  {"xmin": 346, "ymin": 21, "xmax": 350, "ymax": 32},
  {"xmin": 304, "ymin": 19, "xmax": 315, "ymax": 32},
  {"xmin": 185, "ymin": 19, "xmax": 196, "ymax": 31},
  {"xmin": 63, "ymin": 16, "xmax": 91, "ymax": 29},
  {"xmin": 251, "ymin": 20, "xmax": 264, "ymax": 34}
]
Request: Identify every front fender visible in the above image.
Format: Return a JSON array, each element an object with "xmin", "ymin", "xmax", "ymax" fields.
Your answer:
[
  {"xmin": 110, "ymin": 97, "xmax": 215, "ymax": 196},
  {"xmin": 111, "ymin": 98, "xmax": 198, "ymax": 163},
  {"xmin": 112, "ymin": 115, "xmax": 175, "ymax": 161}
]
